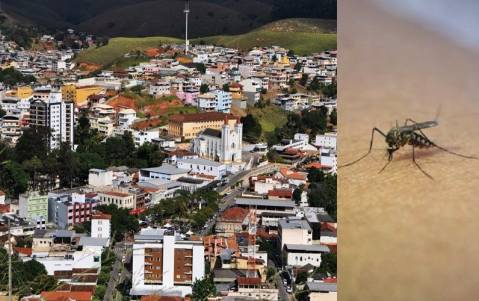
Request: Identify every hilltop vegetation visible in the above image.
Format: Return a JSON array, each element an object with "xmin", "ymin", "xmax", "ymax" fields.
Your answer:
[
  {"xmin": 76, "ymin": 18, "xmax": 336, "ymax": 67},
  {"xmin": 197, "ymin": 19, "xmax": 336, "ymax": 55},
  {"xmin": 3, "ymin": 0, "xmax": 335, "ymax": 37}
]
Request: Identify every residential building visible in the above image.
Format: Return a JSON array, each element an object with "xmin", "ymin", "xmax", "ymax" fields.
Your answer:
[
  {"xmin": 197, "ymin": 90, "xmax": 232, "ymax": 113},
  {"xmin": 278, "ymin": 218, "xmax": 312, "ymax": 249},
  {"xmin": 88, "ymin": 169, "xmax": 113, "ymax": 187},
  {"xmin": 282, "ymin": 244, "xmax": 330, "ymax": 267},
  {"xmin": 98, "ymin": 191, "xmax": 136, "ymax": 209},
  {"xmin": 29, "ymin": 89, "xmax": 74, "ymax": 149},
  {"xmin": 118, "ymin": 108, "xmax": 137, "ymax": 127},
  {"xmin": 168, "ymin": 112, "xmax": 238, "ymax": 141},
  {"xmin": 91, "ymin": 212, "xmax": 111, "ymax": 240},
  {"xmin": 192, "ymin": 121, "xmax": 243, "ymax": 164},
  {"xmin": 149, "ymin": 81, "xmax": 171, "ymax": 97},
  {"xmin": 215, "ymin": 207, "xmax": 248, "ymax": 237},
  {"xmin": 315, "ymin": 132, "xmax": 337, "ymax": 150},
  {"xmin": 48, "ymin": 192, "xmax": 98, "ymax": 229},
  {"xmin": 134, "ymin": 129, "xmax": 160, "ymax": 147},
  {"xmin": 130, "ymin": 228, "xmax": 205, "ymax": 297},
  {"xmin": 305, "ymin": 281, "xmax": 337, "ymax": 301},
  {"xmin": 19, "ymin": 191, "xmax": 49, "ymax": 224},
  {"xmin": 0, "ymin": 115, "xmax": 22, "ymax": 145}
]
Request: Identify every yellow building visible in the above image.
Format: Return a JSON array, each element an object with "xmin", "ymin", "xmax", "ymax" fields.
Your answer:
[
  {"xmin": 16, "ymin": 86, "xmax": 33, "ymax": 100},
  {"xmin": 61, "ymin": 84, "xmax": 104, "ymax": 107},
  {"xmin": 168, "ymin": 112, "xmax": 239, "ymax": 140}
]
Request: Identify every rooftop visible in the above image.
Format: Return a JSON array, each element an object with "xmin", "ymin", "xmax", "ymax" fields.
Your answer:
[
  {"xmin": 284, "ymin": 244, "xmax": 330, "ymax": 253},
  {"xmin": 169, "ymin": 111, "xmax": 238, "ymax": 123},
  {"xmin": 305, "ymin": 281, "xmax": 337, "ymax": 293},
  {"xmin": 279, "ymin": 218, "xmax": 312, "ymax": 231},
  {"xmin": 177, "ymin": 157, "xmax": 224, "ymax": 167},
  {"xmin": 142, "ymin": 164, "xmax": 189, "ymax": 175},
  {"xmin": 235, "ymin": 198, "xmax": 295, "ymax": 208}
]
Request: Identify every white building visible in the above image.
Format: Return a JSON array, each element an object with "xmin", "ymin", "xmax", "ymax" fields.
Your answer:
[
  {"xmin": 133, "ymin": 129, "xmax": 160, "ymax": 147},
  {"xmin": 118, "ymin": 108, "xmax": 137, "ymax": 127},
  {"xmin": 315, "ymin": 133, "xmax": 337, "ymax": 150},
  {"xmin": 192, "ymin": 122, "xmax": 243, "ymax": 164},
  {"xmin": 283, "ymin": 244, "xmax": 330, "ymax": 267},
  {"xmin": 278, "ymin": 218, "xmax": 312, "ymax": 249},
  {"xmin": 98, "ymin": 191, "xmax": 136, "ymax": 209},
  {"xmin": 149, "ymin": 81, "xmax": 171, "ymax": 97},
  {"xmin": 140, "ymin": 164, "xmax": 189, "ymax": 181},
  {"xmin": 91, "ymin": 213, "xmax": 111, "ymax": 242},
  {"xmin": 197, "ymin": 90, "xmax": 232, "ymax": 113},
  {"xmin": 177, "ymin": 158, "xmax": 227, "ymax": 180},
  {"xmin": 130, "ymin": 228, "xmax": 205, "ymax": 297},
  {"xmin": 88, "ymin": 169, "xmax": 113, "ymax": 187}
]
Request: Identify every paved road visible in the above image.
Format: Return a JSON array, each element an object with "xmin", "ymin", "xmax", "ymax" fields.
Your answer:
[
  {"xmin": 276, "ymin": 274, "xmax": 291, "ymax": 301},
  {"xmin": 103, "ymin": 243, "xmax": 126, "ymax": 301}
]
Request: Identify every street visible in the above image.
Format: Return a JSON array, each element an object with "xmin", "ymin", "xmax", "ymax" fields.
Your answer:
[{"xmin": 103, "ymin": 242, "xmax": 127, "ymax": 301}]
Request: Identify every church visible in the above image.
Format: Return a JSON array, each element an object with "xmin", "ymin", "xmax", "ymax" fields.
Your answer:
[{"xmin": 192, "ymin": 118, "xmax": 243, "ymax": 164}]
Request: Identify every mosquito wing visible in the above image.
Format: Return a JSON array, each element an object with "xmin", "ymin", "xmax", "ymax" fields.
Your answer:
[{"xmin": 400, "ymin": 121, "xmax": 438, "ymax": 132}]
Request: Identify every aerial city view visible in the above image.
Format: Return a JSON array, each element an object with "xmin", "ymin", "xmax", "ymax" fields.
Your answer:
[{"xmin": 0, "ymin": 1, "xmax": 337, "ymax": 301}]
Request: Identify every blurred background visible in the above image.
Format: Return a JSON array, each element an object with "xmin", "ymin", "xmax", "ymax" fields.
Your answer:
[{"xmin": 339, "ymin": 0, "xmax": 479, "ymax": 300}]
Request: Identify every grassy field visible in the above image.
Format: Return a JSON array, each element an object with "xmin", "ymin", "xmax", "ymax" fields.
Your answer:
[
  {"xmin": 197, "ymin": 18, "xmax": 337, "ymax": 55},
  {"xmin": 76, "ymin": 18, "xmax": 336, "ymax": 67},
  {"xmin": 249, "ymin": 105, "xmax": 288, "ymax": 139},
  {"xmin": 76, "ymin": 36, "xmax": 182, "ymax": 66}
]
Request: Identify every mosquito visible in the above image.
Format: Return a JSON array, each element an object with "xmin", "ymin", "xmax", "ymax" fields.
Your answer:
[{"xmin": 341, "ymin": 118, "xmax": 477, "ymax": 179}]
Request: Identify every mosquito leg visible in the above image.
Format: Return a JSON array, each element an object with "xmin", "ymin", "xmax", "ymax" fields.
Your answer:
[
  {"xmin": 417, "ymin": 131, "xmax": 477, "ymax": 160},
  {"xmin": 378, "ymin": 160, "xmax": 391, "ymax": 174},
  {"xmin": 341, "ymin": 127, "xmax": 387, "ymax": 167},
  {"xmin": 404, "ymin": 118, "xmax": 418, "ymax": 126},
  {"xmin": 412, "ymin": 144, "xmax": 433, "ymax": 179}
]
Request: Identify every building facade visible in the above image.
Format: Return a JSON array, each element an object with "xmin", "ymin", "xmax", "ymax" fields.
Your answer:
[
  {"xmin": 168, "ymin": 112, "xmax": 238, "ymax": 141},
  {"xmin": 131, "ymin": 229, "xmax": 205, "ymax": 297},
  {"xmin": 29, "ymin": 89, "xmax": 74, "ymax": 149},
  {"xmin": 192, "ymin": 121, "xmax": 243, "ymax": 164}
]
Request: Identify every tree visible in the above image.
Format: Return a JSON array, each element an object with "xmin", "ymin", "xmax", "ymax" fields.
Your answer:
[
  {"xmin": 240, "ymin": 114, "xmax": 262, "ymax": 143},
  {"xmin": 200, "ymin": 84, "xmax": 210, "ymax": 94},
  {"xmin": 308, "ymin": 167, "xmax": 325, "ymax": 183},
  {"xmin": 308, "ymin": 76, "xmax": 321, "ymax": 92},
  {"xmin": 330, "ymin": 108, "xmax": 337, "ymax": 126},
  {"xmin": 0, "ymin": 161, "xmax": 28, "ymax": 197},
  {"xmin": 95, "ymin": 285, "xmax": 107, "ymax": 300},
  {"xmin": 96, "ymin": 204, "xmax": 140, "ymax": 241},
  {"xmin": 317, "ymin": 253, "xmax": 337, "ymax": 275},
  {"xmin": 195, "ymin": 63, "xmax": 206, "ymax": 74},
  {"xmin": 299, "ymin": 74, "xmax": 309, "ymax": 86},
  {"xmin": 192, "ymin": 275, "xmax": 216, "ymax": 301},
  {"xmin": 321, "ymin": 81, "xmax": 337, "ymax": 98},
  {"xmin": 295, "ymin": 271, "xmax": 308, "ymax": 284},
  {"xmin": 0, "ymin": 108, "xmax": 6, "ymax": 118},
  {"xmin": 292, "ymin": 188, "xmax": 303, "ymax": 204},
  {"xmin": 308, "ymin": 174, "xmax": 337, "ymax": 220},
  {"xmin": 222, "ymin": 83, "xmax": 230, "ymax": 92},
  {"xmin": 14, "ymin": 126, "xmax": 49, "ymax": 163},
  {"xmin": 295, "ymin": 62, "xmax": 303, "ymax": 72}
]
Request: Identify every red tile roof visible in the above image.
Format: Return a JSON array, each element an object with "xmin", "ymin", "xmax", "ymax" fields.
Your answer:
[
  {"xmin": 0, "ymin": 204, "xmax": 10, "ymax": 214},
  {"xmin": 237, "ymin": 277, "xmax": 261, "ymax": 286},
  {"xmin": 91, "ymin": 212, "xmax": 111, "ymax": 220},
  {"xmin": 279, "ymin": 167, "xmax": 307, "ymax": 181},
  {"xmin": 219, "ymin": 207, "xmax": 248, "ymax": 222},
  {"xmin": 14, "ymin": 247, "xmax": 32, "ymax": 256},
  {"xmin": 40, "ymin": 291, "xmax": 93, "ymax": 301},
  {"xmin": 268, "ymin": 188, "xmax": 293, "ymax": 198}
]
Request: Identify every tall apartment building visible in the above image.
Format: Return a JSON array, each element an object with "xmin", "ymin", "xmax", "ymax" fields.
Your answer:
[
  {"xmin": 130, "ymin": 228, "xmax": 205, "ymax": 297},
  {"xmin": 29, "ymin": 89, "xmax": 74, "ymax": 149}
]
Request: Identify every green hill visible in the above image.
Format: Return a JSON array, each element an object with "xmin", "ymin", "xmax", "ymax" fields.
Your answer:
[
  {"xmin": 196, "ymin": 18, "xmax": 336, "ymax": 55},
  {"xmin": 76, "ymin": 18, "xmax": 336, "ymax": 67}
]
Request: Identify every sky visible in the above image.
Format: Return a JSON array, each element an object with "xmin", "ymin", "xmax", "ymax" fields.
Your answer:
[{"xmin": 374, "ymin": 0, "xmax": 479, "ymax": 52}]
